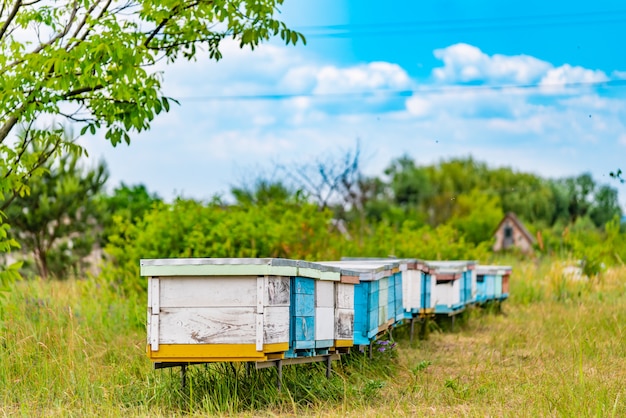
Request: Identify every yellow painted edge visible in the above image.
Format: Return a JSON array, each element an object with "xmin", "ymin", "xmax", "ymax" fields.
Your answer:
[
  {"xmin": 153, "ymin": 356, "xmax": 271, "ymax": 363},
  {"xmin": 334, "ymin": 339, "xmax": 354, "ymax": 348},
  {"xmin": 148, "ymin": 343, "xmax": 289, "ymax": 361}
]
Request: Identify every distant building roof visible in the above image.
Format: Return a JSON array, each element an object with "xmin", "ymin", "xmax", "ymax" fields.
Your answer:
[{"xmin": 494, "ymin": 212, "xmax": 535, "ymax": 244}]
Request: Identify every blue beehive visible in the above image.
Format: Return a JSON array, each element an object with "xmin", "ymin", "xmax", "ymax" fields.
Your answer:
[
  {"xmin": 285, "ymin": 261, "xmax": 342, "ymax": 358},
  {"xmin": 475, "ymin": 265, "xmax": 512, "ymax": 303},
  {"xmin": 318, "ymin": 260, "xmax": 399, "ymax": 346}
]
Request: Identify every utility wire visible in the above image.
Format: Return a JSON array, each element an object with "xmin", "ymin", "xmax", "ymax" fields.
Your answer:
[
  {"xmin": 177, "ymin": 79, "xmax": 626, "ymax": 102},
  {"xmin": 296, "ymin": 9, "xmax": 626, "ymax": 38}
]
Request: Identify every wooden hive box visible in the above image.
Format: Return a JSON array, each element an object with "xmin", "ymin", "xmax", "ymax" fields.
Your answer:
[
  {"xmin": 341, "ymin": 258, "xmax": 406, "ymax": 322},
  {"xmin": 320, "ymin": 260, "xmax": 400, "ymax": 345},
  {"xmin": 284, "ymin": 261, "xmax": 342, "ymax": 358},
  {"xmin": 394, "ymin": 259, "xmax": 425, "ymax": 319},
  {"xmin": 475, "ymin": 265, "xmax": 512, "ymax": 302},
  {"xmin": 332, "ymin": 267, "xmax": 360, "ymax": 350},
  {"xmin": 141, "ymin": 258, "xmax": 302, "ymax": 363},
  {"xmin": 417, "ymin": 262, "xmax": 436, "ymax": 315},
  {"xmin": 425, "ymin": 261, "xmax": 475, "ymax": 315}
]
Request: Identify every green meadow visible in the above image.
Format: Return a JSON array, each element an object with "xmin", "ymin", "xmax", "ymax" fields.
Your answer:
[{"xmin": 2, "ymin": 259, "xmax": 624, "ymax": 417}]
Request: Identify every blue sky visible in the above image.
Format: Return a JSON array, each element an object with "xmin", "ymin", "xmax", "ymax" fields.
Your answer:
[{"xmin": 81, "ymin": 0, "xmax": 626, "ymax": 206}]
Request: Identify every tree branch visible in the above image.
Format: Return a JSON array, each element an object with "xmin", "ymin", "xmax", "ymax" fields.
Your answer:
[
  {"xmin": 0, "ymin": 0, "xmax": 21, "ymax": 42},
  {"xmin": 143, "ymin": 0, "xmax": 202, "ymax": 48},
  {"xmin": 0, "ymin": 116, "xmax": 19, "ymax": 145}
]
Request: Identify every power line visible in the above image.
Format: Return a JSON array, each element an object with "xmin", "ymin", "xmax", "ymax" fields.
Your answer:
[
  {"xmin": 177, "ymin": 79, "xmax": 626, "ymax": 102},
  {"xmin": 295, "ymin": 9, "xmax": 626, "ymax": 38}
]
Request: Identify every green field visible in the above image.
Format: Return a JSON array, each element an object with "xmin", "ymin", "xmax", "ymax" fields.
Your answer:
[{"xmin": 1, "ymin": 260, "xmax": 625, "ymax": 417}]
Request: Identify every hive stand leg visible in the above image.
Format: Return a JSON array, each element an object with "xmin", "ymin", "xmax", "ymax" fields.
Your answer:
[
  {"xmin": 181, "ymin": 364, "xmax": 187, "ymax": 390},
  {"xmin": 410, "ymin": 318, "xmax": 415, "ymax": 344},
  {"xmin": 368, "ymin": 342, "xmax": 373, "ymax": 360},
  {"xmin": 276, "ymin": 360, "xmax": 283, "ymax": 391},
  {"xmin": 326, "ymin": 355, "xmax": 332, "ymax": 379},
  {"xmin": 451, "ymin": 314, "xmax": 456, "ymax": 332},
  {"xmin": 245, "ymin": 362, "xmax": 251, "ymax": 377}
]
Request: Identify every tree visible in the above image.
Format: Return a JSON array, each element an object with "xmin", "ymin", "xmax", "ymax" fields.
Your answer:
[
  {"xmin": 231, "ymin": 179, "xmax": 297, "ymax": 206},
  {"xmin": 6, "ymin": 141, "xmax": 108, "ymax": 279},
  {"xmin": 589, "ymin": 185, "xmax": 622, "ymax": 228},
  {"xmin": 280, "ymin": 141, "xmax": 363, "ymax": 211},
  {"xmin": 0, "ymin": 0, "xmax": 303, "ymax": 284}
]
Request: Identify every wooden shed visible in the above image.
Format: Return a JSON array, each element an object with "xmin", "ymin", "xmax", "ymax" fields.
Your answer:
[
  {"xmin": 142, "ymin": 258, "xmax": 353, "ymax": 364},
  {"xmin": 493, "ymin": 212, "xmax": 535, "ymax": 254}
]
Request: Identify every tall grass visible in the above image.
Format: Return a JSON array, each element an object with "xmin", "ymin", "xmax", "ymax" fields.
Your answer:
[{"xmin": 1, "ymin": 260, "xmax": 625, "ymax": 416}]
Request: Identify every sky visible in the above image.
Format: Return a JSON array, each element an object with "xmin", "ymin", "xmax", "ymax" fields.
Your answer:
[{"xmin": 80, "ymin": 0, "xmax": 626, "ymax": 206}]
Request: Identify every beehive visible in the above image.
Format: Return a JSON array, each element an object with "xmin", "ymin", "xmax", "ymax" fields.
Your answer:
[
  {"xmin": 142, "ymin": 258, "xmax": 353, "ymax": 363},
  {"xmin": 395, "ymin": 259, "xmax": 428, "ymax": 317},
  {"xmin": 475, "ymin": 265, "xmax": 512, "ymax": 302},
  {"xmin": 142, "ymin": 258, "xmax": 301, "ymax": 363},
  {"xmin": 319, "ymin": 260, "xmax": 400, "ymax": 345},
  {"xmin": 425, "ymin": 261, "xmax": 476, "ymax": 314},
  {"xmin": 285, "ymin": 261, "xmax": 342, "ymax": 357}
]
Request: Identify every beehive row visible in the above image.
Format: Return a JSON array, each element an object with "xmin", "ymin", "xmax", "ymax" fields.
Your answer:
[{"xmin": 141, "ymin": 258, "xmax": 511, "ymax": 364}]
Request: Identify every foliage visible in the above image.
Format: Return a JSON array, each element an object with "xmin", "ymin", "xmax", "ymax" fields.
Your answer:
[
  {"xmin": 100, "ymin": 182, "xmax": 162, "ymax": 246},
  {"xmin": 0, "ymin": 0, "xmax": 304, "ymax": 277},
  {"xmin": 231, "ymin": 179, "xmax": 298, "ymax": 206},
  {"xmin": 5, "ymin": 144, "xmax": 108, "ymax": 279},
  {"xmin": 101, "ymin": 198, "xmax": 338, "ymax": 297},
  {"xmin": 449, "ymin": 189, "xmax": 503, "ymax": 245}
]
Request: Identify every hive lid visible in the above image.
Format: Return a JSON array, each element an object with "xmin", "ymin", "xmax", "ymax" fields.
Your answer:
[
  {"xmin": 475, "ymin": 265, "xmax": 512, "ymax": 276},
  {"xmin": 316, "ymin": 260, "xmax": 399, "ymax": 281},
  {"xmin": 141, "ymin": 257, "xmax": 339, "ymax": 280}
]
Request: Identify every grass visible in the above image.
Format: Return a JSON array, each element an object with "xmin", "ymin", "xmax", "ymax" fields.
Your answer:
[{"xmin": 1, "ymin": 259, "xmax": 626, "ymax": 416}]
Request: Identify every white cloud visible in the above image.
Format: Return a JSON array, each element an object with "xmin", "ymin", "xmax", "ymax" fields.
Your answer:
[
  {"xmin": 281, "ymin": 61, "xmax": 411, "ymax": 95},
  {"xmin": 77, "ymin": 40, "xmax": 626, "ymax": 208},
  {"xmin": 432, "ymin": 43, "xmax": 552, "ymax": 84},
  {"xmin": 540, "ymin": 64, "xmax": 608, "ymax": 87}
]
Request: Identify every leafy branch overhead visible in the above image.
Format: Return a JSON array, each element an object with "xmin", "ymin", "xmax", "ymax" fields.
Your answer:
[
  {"xmin": 0, "ymin": 0, "xmax": 303, "ymax": 146},
  {"xmin": 0, "ymin": 0, "xmax": 303, "ymax": 288}
]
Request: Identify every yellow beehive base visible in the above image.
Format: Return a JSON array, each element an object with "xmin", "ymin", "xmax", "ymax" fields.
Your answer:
[
  {"xmin": 334, "ymin": 339, "xmax": 354, "ymax": 348},
  {"xmin": 148, "ymin": 343, "xmax": 289, "ymax": 363}
]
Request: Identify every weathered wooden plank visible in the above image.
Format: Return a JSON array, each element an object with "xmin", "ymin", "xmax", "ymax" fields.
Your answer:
[
  {"xmin": 336, "ymin": 283, "xmax": 354, "ymax": 309},
  {"xmin": 407, "ymin": 270, "xmax": 422, "ymax": 310},
  {"xmin": 159, "ymin": 276, "xmax": 256, "ymax": 308},
  {"xmin": 257, "ymin": 277, "xmax": 264, "ymax": 314},
  {"xmin": 151, "ymin": 278, "xmax": 160, "ymax": 313},
  {"xmin": 316, "ymin": 281, "xmax": 334, "ymax": 308},
  {"xmin": 293, "ymin": 277, "xmax": 315, "ymax": 295},
  {"xmin": 293, "ymin": 316, "xmax": 315, "ymax": 342},
  {"xmin": 293, "ymin": 294, "xmax": 315, "ymax": 317},
  {"xmin": 150, "ymin": 314, "xmax": 159, "ymax": 351},
  {"xmin": 315, "ymin": 307, "xmax": 335, "ymax": 341},
  {"xmin": 264, "ymin": 307, "xmax": 290, "ymax": 344},
  {"xmin": 335, "ymin": 308, "xmax": 354, "ymax": 340},
  {"xmin": 147, "ymin": 277, "xmax": 153, "ymax": 312},
  {"xmin": 264, "ymin": 276, "xmax": 290, "ymax": 306},
  {"xmin": 434, "ymin": 279, "xmax": 461, "ymax": 308},
  {"xmin": 378, "ymin": 305, "xmax": 388, "ymax": 326},
  {"xmin": 256, "ymin": 313, "xmax": 264, "ymax": 351},
  {"xmin": 159, "ymin": 307, "xmax": 256, "ymax": 345}
]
